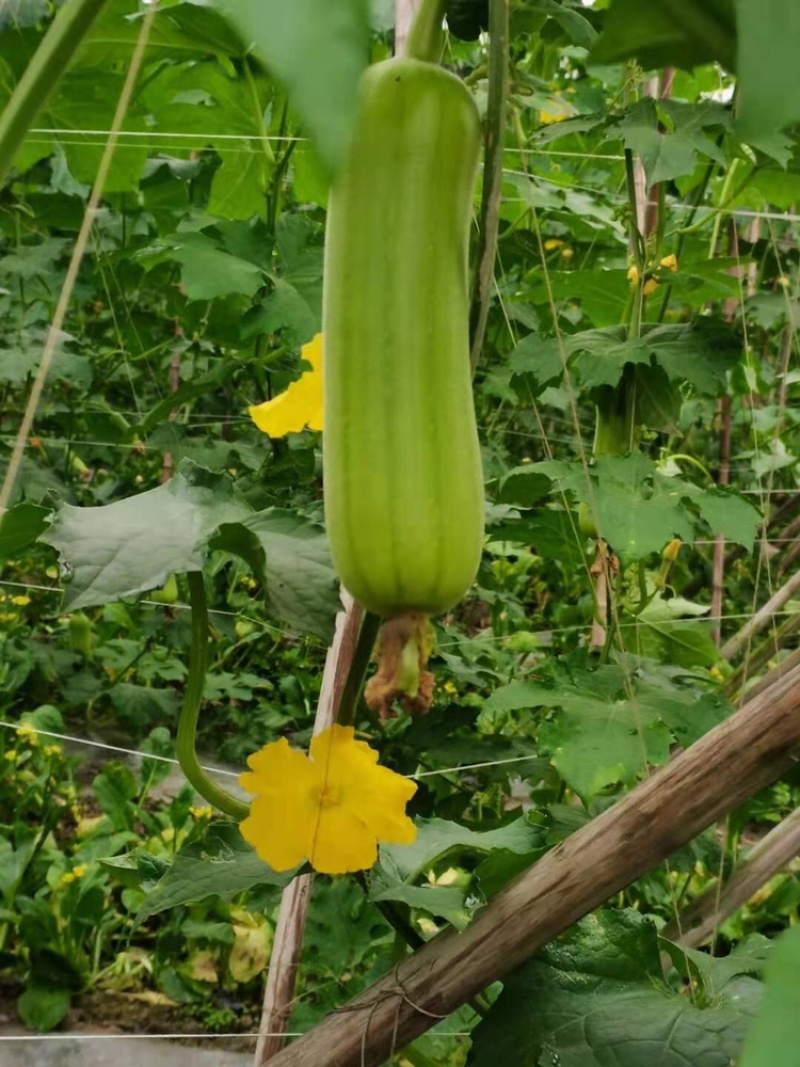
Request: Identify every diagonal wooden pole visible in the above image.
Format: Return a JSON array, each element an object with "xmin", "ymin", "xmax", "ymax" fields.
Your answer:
[
  {"xmin": 267, "ymin": 662, "xmax": 800, "ymax": 1066},
  {"xmin": 253, "ymin": 593, "xmax": 363, "ymax": 1064},
  {"xmin": 666, "ymin": 805, "xmax": 800, "ymax": 948}
]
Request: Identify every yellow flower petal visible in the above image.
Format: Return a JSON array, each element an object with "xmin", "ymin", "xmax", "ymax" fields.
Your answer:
[
  {"xmin": 239, "ymin": 738, "xmax": 321, "ymax": 871},
  {"xmin": 248, "ymin": 334, "xmax": 323, "ymax": 437},
  {"xmin": 310, "ymin": 804, "xmax": 380, "ymax": 875},
  {"xmin": 643, "ymin": 278, "xmax": 660, "ymax": 296},
  {"xmin": 240, "ymin": 725, "xmax": 417, "ymax": 875},
  {"xmin": 627, "ymin": 265, "xmax": 639, "ymax": 285},
  {"xmin": 659, "ymin": 253, "xmax": 678, "ymax": 272}
]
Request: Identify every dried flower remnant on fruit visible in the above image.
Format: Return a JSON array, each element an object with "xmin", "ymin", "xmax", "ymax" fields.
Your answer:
[{"xmin": 365, "ymin": 613, "xmax": 437, "ymax": 721}]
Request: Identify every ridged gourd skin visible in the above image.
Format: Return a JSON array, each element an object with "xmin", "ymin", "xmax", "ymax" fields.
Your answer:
[{"xmin": 322, "ymin": 57, "xmax": 485, "ymax": 618}]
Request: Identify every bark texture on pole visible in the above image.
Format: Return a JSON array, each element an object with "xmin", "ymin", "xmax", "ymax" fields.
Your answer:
[
  {"xmin": 254, "ymin": 594, "xmax": 363, "ymax": 1064},
  {"xmin": 268, "ymin": 664, "xmax": 800, "ymax": 1067}
]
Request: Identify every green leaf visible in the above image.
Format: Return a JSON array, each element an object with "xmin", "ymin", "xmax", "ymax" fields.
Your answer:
[
  {"xmin": 0, "ymin": 502, "xmax": 49, "ymax": 559},
  {"xmin": 214, "ymin": 0, "xmax": 370, "ymax": 175},
  {"xmin": 510, "ymin": 333, "xmax": 565, "ymax": 396},
  {"xmin": 110, "ymin": 685, "xmax": 181, "ymax": 732},
  {"xmin": 381, "ymin": 816, "xmax": 546, "ymax": 882},
  {"xmin": 740, "ymin": 925, "xmax": 800, "ymax": 1067},
  {"xmin": 136, "ymin": 822, "xmax": 294, "ymax": 921},
  {"xmin": 735, "ymin": 0, "xmax": 800, "ymax": 145},
  {"xmin": 140, "ymin": 232, "xmax": 265, "ymax": 300},
  {"xmin": 527, "ymin": 0, "xmax": 598, "ymax": 49},
  {"xmin": 16, "ymin": 987, "xmax": 72, "ymax": 1033},
  {"xmin": 591, "ymin": 0, "xmax": 736, "ymax": 72},
  {"xmin": 490, "ymin": 512, "xmax": 587, "ymax": 569},
  {"xmin": 210, "ymin": 510, "xmax": 340, "ymax": 641},
  {"xmin": 369, "ymin": 861, "xmax": 480, "ymax": 927},
  {"xmin": 471, "ymin": 909, "xmax": 763, "ymax": 1067},
  {"xmin": 484, "ymin": 680, "xmax": 566, "ymax": 715},
  {"xmin": 539, "ymin": 690, "xmax": 672, "ymax": 798},
  {"xmin": 242, "ymin": 278, "xmax": 320, "ymax": 345},
  {"xmin": 615, "ymin": 98, "xmax": 728, "ymax": 189},
  {"xmin": 674, "ymin": 479, "xmax": 761, "ymax": 547},
  {"xmin": 40, "ymin": 463, "xmax": 251, "ymax": 611}
]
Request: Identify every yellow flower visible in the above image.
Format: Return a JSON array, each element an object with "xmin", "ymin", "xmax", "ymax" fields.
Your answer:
[
  {"xmin": 560, "ymin": 248, "xmax": 574, "ymax": 260},
  {"xmin": 539, "ymin": 100, "xmax": 573, "ymax": 125},
  {"xmin": 627, "ymin": 265, "xmax": 639, "ymax": 285},
  {"xmin": 16, "ymin": 723, "xmax": 39, "ymax": 747},
  {"xmin": 4, "ymin": 750, "xmax": 16, "ymax": 762},
  {"xmin": 239, "ymin": 724, "xmax": 417, "ymax": 875},
  {"xmin": 659, "ymin": 253, "xmax": 678, "ymax": 272},
  {"xmin": 643, "ymin": 278, "xmax": 660, "ymax": 296},
  {"xmin": 44, "ymin": 744, "xmax": 63, "ymax": 758},
  {"xmin": 190, "ymin": 805, "xmax": 213, "ymax": 820},
  {"xmin": 248, "ymin": 334, "xmax": 323, "ymax": 437},
  {"xmin": 58, "ymin": 864, "xmax": 88, "ymax": 889},
  {"xmin": 543, "ymin": 238, "xmax": 564, "ymax": 251},
  {"xmin": 11, "ymin": 595, "xmax": 30, "ymax": 607}
]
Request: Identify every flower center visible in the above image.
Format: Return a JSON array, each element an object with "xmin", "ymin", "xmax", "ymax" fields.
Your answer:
[{"xmin": 316, "ymin": 781, "xmax": 341, "ymax": 809}]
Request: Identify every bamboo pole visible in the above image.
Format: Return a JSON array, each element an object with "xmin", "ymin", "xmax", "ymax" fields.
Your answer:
[
  {"xmin": 253, "ymin": 594, "xmax": 363, "ymax": 1063},
  {"xmin": 267, "ymin": 663, "xmax": 800, "ymax": 1067}
]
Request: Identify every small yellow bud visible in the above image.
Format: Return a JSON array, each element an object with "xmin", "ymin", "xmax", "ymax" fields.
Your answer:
[
  {"xmin": 643, "ymin": 278, "xmax": 660, "ymax": 296},
  {"xmin": 560, "ymin": 247, "xmax": 574, "ymax": 260},
  {"xmin": 659, "ymin": 253, "xmax": 678, "ymax": 272},
  {"xmin": 4, "ymin": 750, "xmax": 17, "ymax": 762},
  {"xmin": 662, "ymin": 539, "xmax": 682, "ymax": 563},
  {"xmin": 627, "ymin": 265, "xmax": 639, "ymax": 285},
  {"xmin": 544, "ymin": 239, "xmax": 564, "ymax": 251}
]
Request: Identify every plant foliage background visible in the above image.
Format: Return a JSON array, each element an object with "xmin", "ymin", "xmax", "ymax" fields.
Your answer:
[{"xmin": 1, "ymin": 0, "xmax": 800, "ymax": 1061}]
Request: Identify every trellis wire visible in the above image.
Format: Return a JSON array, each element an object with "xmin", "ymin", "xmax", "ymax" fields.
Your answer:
[
  {"xmin": 3, "ymin": 578, "xmax": 796, "ymax": 635},
  {"xmin": 0, "ymin": 717, "xmax": 545, "ymax": 783},
  {"xmin": 0, "ymin": 1031, "xmax": 471, "ymax": 1040}
]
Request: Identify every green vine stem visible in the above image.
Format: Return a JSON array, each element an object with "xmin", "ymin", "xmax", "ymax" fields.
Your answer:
[
  {"xmin": 403, "ymin": 0, "xmax": 446, "ymax": 62},
  {"xmin": 336, "ymin": 610, "xmax": 382, "ymax": 727},
  {"xmin": 176, "ymin": 572, "xmax": 249, "ymax": 821},
  {"xmin": 470, "ymin": 0, "xmax": 510, "ymax": 373},
  {"xmin": 0, "ymin": 0, "xmax": 108, "ymax": 186}
]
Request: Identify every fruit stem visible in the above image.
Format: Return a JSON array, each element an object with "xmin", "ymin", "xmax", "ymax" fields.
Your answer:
[
  {"xmin": 337, "ymin": 610, "xmax": 382, "ymax": 727},
  {"xmin": 403, "ymin": 0, "xmax": 446, "ymax": 62}
]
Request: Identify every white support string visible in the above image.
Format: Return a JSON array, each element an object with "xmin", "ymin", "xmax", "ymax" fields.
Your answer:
[{"xmin": 0, "ymin": 1031, "xmax": 473, "ymax": 1040}]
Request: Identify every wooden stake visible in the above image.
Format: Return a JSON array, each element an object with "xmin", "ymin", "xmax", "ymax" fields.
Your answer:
[
  {"xmin": 267, "ymin": 664, "xmax": 800, "ymax": 1067},
  {"xmin": 253, "ymin": 594, "xmax": 364, "ymax": 1064}
]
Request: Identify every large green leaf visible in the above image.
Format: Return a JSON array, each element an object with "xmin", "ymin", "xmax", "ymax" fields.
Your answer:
[
  {"xmin": 213, "ymin": 0, "xmax": 370, "ymax": 175},
  {"xmin": 570, "ymin": 320, "xmax": 740, "ymax": 395},
  {"xmin": 211, "ymin": 511, "xmax": 340, "ymax": 642},
  {"xmin": 735, "ymin": 0, "xmax": 800, "ymax": 144},
  {"xmin": 740, "ymin": 925, "xmax": 800, "ymax": 1067},
  {"xmin": 471, "ymin": 909, "xmax": 764, "ymax": 1067},
  {"xmin": 614, "ymin": 98, "xmax": 728, "ymax": 189},
  {"xmin": 532, "ymin": 455, "xmax": 758, "ymax": 562},
  {"xmin": 591, "ymin": 0, "xmax": 736, "ymax": 72},
  {"xmin": 488, "ymin": 664, "xmax": 730, "ymax": 799},
  {"xmin": 135, "ymin": 822, "xmax": 293, "ymax": 921},
  {"xmin": 369, "ymin": 816, "xmax": 546, "ymax": 928},
  {"xmin": 40, "ymin": 463, "xmax": 250, "ymax": 610},
  {"xmin": 0, "ymin": 502, "xmax": 50, "ymax": 559}
]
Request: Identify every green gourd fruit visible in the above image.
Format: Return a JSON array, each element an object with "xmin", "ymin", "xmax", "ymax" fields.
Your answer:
[{"xmin": 322, "ymin": 18, "xmax": 484, "ymax": 717}]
